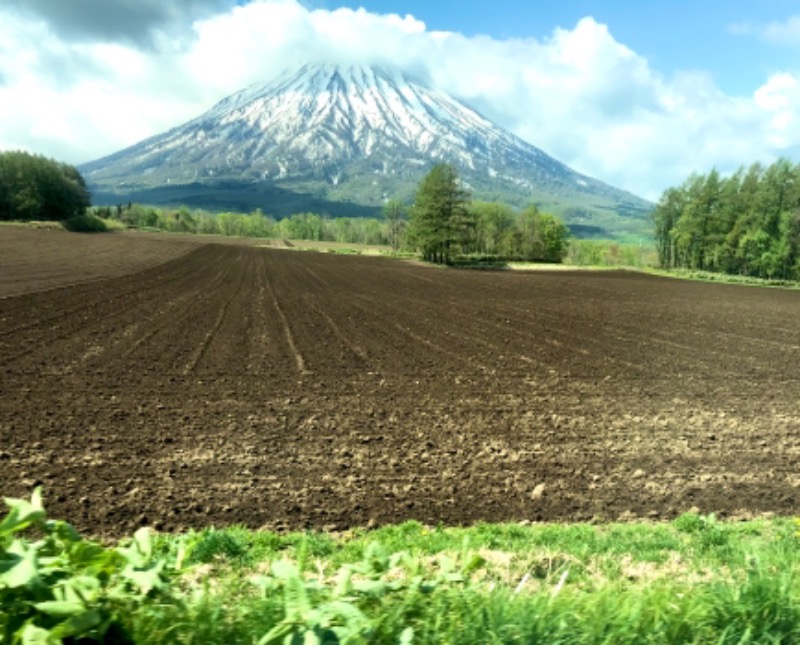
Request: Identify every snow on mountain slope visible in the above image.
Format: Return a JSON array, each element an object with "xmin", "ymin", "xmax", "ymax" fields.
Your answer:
[{"xmin": 82, "ymin": 63, "xmax": 652, "ymax": 234}]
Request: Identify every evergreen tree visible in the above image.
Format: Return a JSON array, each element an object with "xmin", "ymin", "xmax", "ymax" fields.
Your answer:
[
  {"xmin": 654, "ymin": 158, "xmax": 800, "ymax": 280},
  {"xmin": 725, "ymin": 163, "xmax": 763, "ymax": 274},
  {"xmin": 408, "ymin": 163, "xmax": 470, "ymax": 264},
  {"xmin": 653, "ymin": 187, "xmax": 687, "ymax": 268}
]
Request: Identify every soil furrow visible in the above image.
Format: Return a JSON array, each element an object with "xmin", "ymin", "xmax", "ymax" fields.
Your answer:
[{"xmin": 2, "ymin": 230, "xmax": 800, "ymax": 536}]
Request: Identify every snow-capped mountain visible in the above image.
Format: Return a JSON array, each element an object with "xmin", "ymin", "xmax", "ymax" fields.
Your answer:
[{"xmin": 82, "ymin": 64, "xmax": 652, "ymax": 236}]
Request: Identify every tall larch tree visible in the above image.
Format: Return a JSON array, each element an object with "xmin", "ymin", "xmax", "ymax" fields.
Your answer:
[{"xmin": 408, "ymin": 163, "xmax": 471, "ymax": 264}]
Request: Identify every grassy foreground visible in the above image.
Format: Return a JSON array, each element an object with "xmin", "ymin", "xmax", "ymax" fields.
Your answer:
[{"xmin": 3, "ymin": 490, "xmax": 800, "ymax": 643}]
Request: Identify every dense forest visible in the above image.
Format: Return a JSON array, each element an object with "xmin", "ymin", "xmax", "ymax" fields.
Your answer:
[
  {"xmin": 0, "ymin": 151, "xmax": 89, "ymax": 221},
  {"xmin": 653, "ymin": 158, "xmax": 800, "ymax": 280}
]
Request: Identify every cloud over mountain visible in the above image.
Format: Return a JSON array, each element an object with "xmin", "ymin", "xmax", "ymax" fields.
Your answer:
[
  {"xmin": 2, "ymin": 1, "xmax": 800, "ymax": 201},
  {"xmin": 81, "ymin": 63, "xmax": 652, "ymax": 237}
]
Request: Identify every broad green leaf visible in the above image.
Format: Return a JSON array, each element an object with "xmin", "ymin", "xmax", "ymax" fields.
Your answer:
[
  {"xmin": 257, "ymin": 621, "xmax": 294, "ymax": 645},
  {"xmin": 132, "ymin": 527, "xmax": 152, "ymax": 559},
  {"xmin": 389, "ymin": 551, "xmax": 410, "ymax": 570},
  {"xmin": 0, "ymin": 489, "xmax": 45, "ymax": 536},
  {"xmin": 282, "ymin": 571, "xmax": 311, "ymax": 621},
  {"xmin": 250, "ymin": 574, "xmax": 280, "ymax": 594},
  {"xmin": 46, "ymin": 520, "xmax": 82, "ymax": 544},
  {"xmin": 174, "ymin": 538, "xmax": 193, "ymax": 571},
  {"xmin": 122, "ymin": 560, "xmax": 165, "ymax": 595},
  {"xmin": 333, "ymin": 568, "xmax": 352, "ymax": 597},
  {"xmin": 351, "ymin": 579, "xmax": 387, "ymax": 596},
  {"xmin": 18, "ymin": 622, "xmax": 55, "ymax": 645},
  {"xmin": 321, "ymin": 600, "xmax": 368, "ymax": 626},
  {"xmin": 63, "ymin": 541, "xmax": 110, "ymax": 572},
  {"xmin": 363, "ymin": 543, "xmax": 388, "ymax": 573},
  {"xmin": 441, "ymin": 573, "xmax": 464, "ymax": 583},
  {"xmin": 436, "ymin": 555, "xmax": 455, "ymax": 573},
  {"xmin": 64, "ymin": 575, "xmax": 101, "ymax": 604},
  {"xmin": 399, "ymin": 626, "xmax": 414, "ymax": 645},
  {"xmin": 303, "ymin": 629, "xmax": 320, "ymax": 645},
  {"xmin": 461, "ymin": 554, "xmax": 486, "ymax": 576},
  {"xmin": 117, "ymin": 527, "xmax": 153, "ymax": 567},
  {"xmin": 270, "ymin": 559, "xmax": 299, "ymax": 580},
  {"xmin": 49, "ymin": 609, "xmax": 102, "ymax": 639},
  {"xmin": 0, "ymin": 541, "xmax": 38, "ymax": 588},
  {"xmin": 33, "ymin": 600, "xmax": 85, "ymax": 617}
]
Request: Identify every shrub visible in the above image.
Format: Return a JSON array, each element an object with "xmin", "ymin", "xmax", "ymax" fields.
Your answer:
[{"xmin": 63, "ymin": 214, "xmax": 108, "ymax": 233}]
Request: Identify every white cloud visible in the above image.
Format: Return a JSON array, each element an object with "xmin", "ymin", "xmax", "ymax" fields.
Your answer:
[
  {"xmin": 4, "ymin": 0, "xmax": 234, "ymax": 46},
  {"xmin": 761, "ymin": 15, "xmax": 800, "ymax": 46},
  {"xmin": 2, "ymin": 0, "xmax": 800, "ymax": 201},
  {"xmin": 728, "ymin": 15, "xmax": 800, "ymax": 48},
  {"xmin": 754, "ymin": 73, "xmax": 800, "ymax": 148}
]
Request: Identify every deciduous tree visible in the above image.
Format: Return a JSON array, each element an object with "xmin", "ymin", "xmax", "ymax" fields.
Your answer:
[
  {"xmin": 382, "ymin": 199, "xmax": 407, "ymax": 252},
  {"xmin": 0, "ymin": 151, "xmax": 89, "ymax": 221}
]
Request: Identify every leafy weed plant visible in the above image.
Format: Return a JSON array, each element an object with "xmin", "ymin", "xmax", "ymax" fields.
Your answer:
[
  {"xmin": 0, "ymin": 489, "xmax": 185, "ymax": 643},
  {"xmin": 4, "ymin": 491, "xmax": 800, "ymax": 643}
]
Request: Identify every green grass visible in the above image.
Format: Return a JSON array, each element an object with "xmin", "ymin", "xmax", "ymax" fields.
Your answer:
[
  {"xmin": 145, "ymin": 516, "xmax": 800, "ymax": 643},
  {"xmin": 0, "ymin": 220, "xmax": 65, "ymax": 229},
  {"xmin": 4, "ymin": 490, "xmax": 800, "ymax": 643},
  {"xmin": 646, "ymin": 267, "xmax": 800, "ymax": 290},
  {"xmin": 0, "ymin": 217, "xmax": 125, "ymax": 233}
]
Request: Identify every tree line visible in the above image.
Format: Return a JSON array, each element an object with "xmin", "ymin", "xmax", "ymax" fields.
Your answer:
[
  {"xmin": 97, "ymin": 204, "xmax": 393, "ymax": 246},
  {"xmin": 101, "ymin": 163, "xmax": 570, "ymax": 264},
  {"xmin": 653, "ymin": 158, "xmax": 800, "ymax": 280},
  {"xmin": 0, "ymin": 151, "xmax": 89, "ymax": 221},
  {"xmin": 1, "ymin": 151, "xmax": 569, "ymax": 264}
]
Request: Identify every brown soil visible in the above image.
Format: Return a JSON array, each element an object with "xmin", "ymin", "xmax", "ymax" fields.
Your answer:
[
  {"xmin": 2, "ymin": 228, "xmax": 800, "ymax": 536},
  {"xmin": 0, "ymin": 227, "xmax": 201, "ymax": 298}
]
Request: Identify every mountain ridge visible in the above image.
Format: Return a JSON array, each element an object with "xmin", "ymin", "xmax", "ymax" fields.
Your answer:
[{"xmin": 82, "ymin": 63, "xmax": 653, "ymax": 237}]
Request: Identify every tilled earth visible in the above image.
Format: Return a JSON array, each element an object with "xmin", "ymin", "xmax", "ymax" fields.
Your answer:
[{"xmin": 2, "ymin": 228, "xmax": 800, "ymax": 536}]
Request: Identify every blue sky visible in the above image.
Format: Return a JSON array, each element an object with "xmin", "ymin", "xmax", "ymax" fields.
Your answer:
[
  {"xmin": 345, "ymin": 0, "xmax": 800, "ymax": 95},
  {"xmin": 2, "ymin": 0, "xmax": 800, "ymax": 200}
]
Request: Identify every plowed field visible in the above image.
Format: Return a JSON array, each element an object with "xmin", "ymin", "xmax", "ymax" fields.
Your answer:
[
  {"xmin": 0, "ymin": 227, "xmax": 201, "ymax": 297},
  {"xmin": 2, "ymin": 228, "xmax": 800, "ymax": 536}
]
